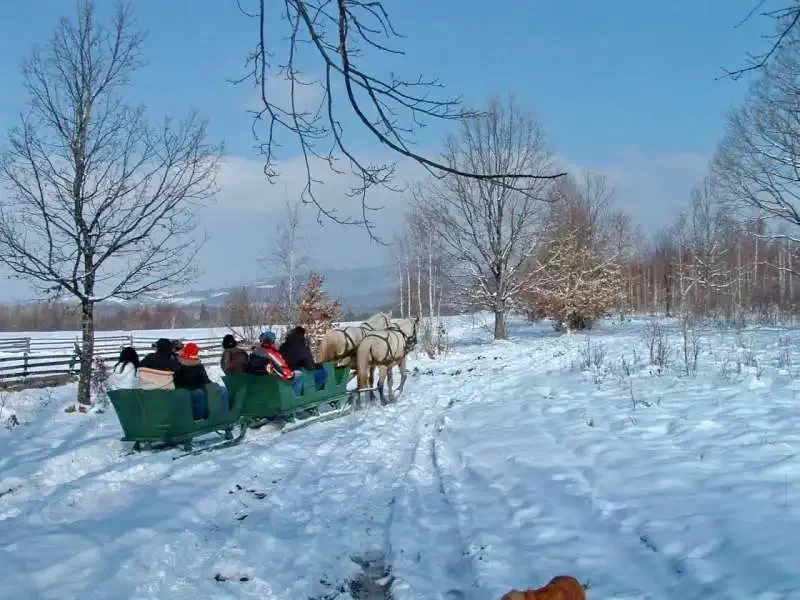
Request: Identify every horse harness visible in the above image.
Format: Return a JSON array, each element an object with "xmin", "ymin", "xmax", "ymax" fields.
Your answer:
[
  {"xmin": 340, "ymin": 326, "xmax": 369, "ymax": 357},
  {"xmin": 362, "ymin": 323, "xmax": 417, "ymax": 365},
  {"xmin": 337, "ymin": 317, "xmax": 386, "ymax": 359}
]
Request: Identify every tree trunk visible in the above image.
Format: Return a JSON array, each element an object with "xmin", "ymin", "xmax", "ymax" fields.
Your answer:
[
  {"xmin": 493, "ymin": 307, "xmax": 507, "ymax": 340},
  {"xmin": 664, "ymin": 263, "xmax": 672, "ymax": 317},
  {"xmin": 427, "ymin": 235, "xmax": 434, "ymax": 320},
  {"xmin": 76, "ymin": 298, "xmax": 95, "ymax": 406},
  {"xmin": 790, "ymin": 243, "xmax": 794, "ymax": 306},
  {"xmin": 416, "ymin": 255, "xmax": 423, "ymax": 319},
  {"xmin": 406, "ymin": 256, "xmax": 412, "ymax": 317}
]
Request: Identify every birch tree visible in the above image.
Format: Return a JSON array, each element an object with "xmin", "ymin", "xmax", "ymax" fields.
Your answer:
[
  {"xmin": 413, "ymin": 95, "xmax": 556, "ymax": 339},
  {"xmin": 262, "ymin": 198, "xmax": 309, "ymax": 323},
  {"xmin": 402, "ymin": 203, "xmax": 451, "ymax": 354},
  {"xmin": 0, "ymin": 1, "xmax": 221, "ymax": 407}
]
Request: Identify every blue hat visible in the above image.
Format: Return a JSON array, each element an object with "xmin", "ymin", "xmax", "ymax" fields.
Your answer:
[{"xmin": 259, "ymin": 331, "xmax": 276, "ymax": 344}]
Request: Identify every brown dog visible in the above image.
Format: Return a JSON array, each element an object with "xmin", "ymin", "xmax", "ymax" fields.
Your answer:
[{"xmin": 501, "ymin": 575, "xmax": 587, "ymax": 600}]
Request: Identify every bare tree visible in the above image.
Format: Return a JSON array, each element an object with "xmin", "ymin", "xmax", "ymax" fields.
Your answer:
[
  {"xmin": 232, "ymin": 1, "xmax": 565, "ymax": 238},
  {"xmin": 261, "ymin": 197, "xmax": 309, "ymax": 322},
  {"xmin": 0, "ymin": 1, "xmax": 221, "ymax": 407},
  {"xmin": 714, "ymin": 21, "xmax": 800, "ymax": 235},
  {"xmin": 224, "ymin": 286, "xmax": 275, "ymax": 344},
  {"xmin": 413, "ymin": 95, "xmax": 556, "ymax": 340},
  {"xmin": 686, "ymin": 178, "xmax": 732, "ymax": 314}
]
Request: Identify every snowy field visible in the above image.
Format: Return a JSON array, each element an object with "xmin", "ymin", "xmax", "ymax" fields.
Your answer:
[{"xmin": 1, "ymin": 314, "xmax": 800, "ymax": 599}]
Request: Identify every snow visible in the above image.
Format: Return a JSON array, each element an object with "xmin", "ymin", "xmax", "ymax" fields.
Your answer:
[{"xmin": 2, "ymin": 315, "xmax": 800, "ymax": 598}]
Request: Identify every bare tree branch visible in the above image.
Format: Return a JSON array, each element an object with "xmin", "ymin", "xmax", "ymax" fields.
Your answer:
[
  {"xmin": 722, "ymin": 1, "xmax": 800, "ymax": 80},
  {"xmin": 232, "ymin": 0, "xmax": 566, "ymax": 240}
]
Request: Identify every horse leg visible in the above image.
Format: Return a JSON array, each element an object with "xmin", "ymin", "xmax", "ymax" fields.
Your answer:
[
  {"xmin": 386, "ymin": 363, "xmax": 395, "ymax": 403},
  {"xmin": 397, "ymin": 356, "xmax": 408, "ymax": 396},
  {"xmin": 377, "ymin": 365, "xmax": 388, "ymax": 405}
]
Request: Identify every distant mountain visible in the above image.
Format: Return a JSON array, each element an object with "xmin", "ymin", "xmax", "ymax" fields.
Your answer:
[{"xmin": 106, "ymin": 265, "xmax": 397, "ymax": 313}]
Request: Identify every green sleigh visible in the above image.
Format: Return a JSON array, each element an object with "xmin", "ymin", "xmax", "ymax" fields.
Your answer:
[{"xmin": 107, "ymin": 361, "xmax": 354, "ymax": 455}]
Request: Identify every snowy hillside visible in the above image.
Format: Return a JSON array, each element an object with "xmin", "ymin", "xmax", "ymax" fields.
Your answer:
[
  {"xmin": 1, "ymin": 315, "xmax": 800, "ymax": 599},
  {"xmin": 101, "ymin": 265, "xmax": 397, "ymax": 312}
]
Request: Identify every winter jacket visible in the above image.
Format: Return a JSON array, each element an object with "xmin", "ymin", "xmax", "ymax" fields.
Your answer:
[
  {"xmin": 220, "ymin": 347, "xmax": 249, "ymax": 374},
  {"xmin": 140, "ymin": 349, "xmax": 182, "ymax": 373},
  {"xmin": 174, "ymin": 358, "xmax": 211, "ymax": 390},
  {"xmin": 279, "ymin": 330, "xmax": 318, "ymax": 371},
  {"xmin": 248, "ymin": 345, "xmax": 294, "ymax": 381},
  {"xmin": 108, "ymin": 362, "xmax": 139, "ymax": 390}
]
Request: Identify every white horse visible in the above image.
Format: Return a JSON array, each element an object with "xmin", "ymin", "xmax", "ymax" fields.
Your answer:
[
  {"xmin": 355, "ymin": 317, "xmax": 419, "ymax": 404},
  {"xmin": 316, "ymin": 311, "xmax": 392, "ymax": 369}
]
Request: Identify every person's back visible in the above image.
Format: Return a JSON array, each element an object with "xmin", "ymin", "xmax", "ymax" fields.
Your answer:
[
  {"xmin": 139, "ymin": 338, "xmax": 181, "ymax": 390},
  {"xmin": 279, "ymin": 327, "xmax": 316, "ymax": 371},
  {"xmin": 280, "ymin": 327, "xmax": 328, "ymax": 395},
  {"xmin": 250, "ymin": 332, "xmax": 294, "ymax": 381},
  {"xmin": 109, "ymin": 346, "xmax": 140, "ymax": 390},
  {"xmin": 173, "ymin": 342, "xmax": 218, "ymax": 420},
  {"xmin": 174, "ymin": 343, "xmax": 211, "ymax": 390},
  {"xmin": 140, "ymin": 338, "xmax": 182, "ymax": 371},
  {"xmin": 221, "ymin": 334, "xmax": 249, "ymax": 374}
]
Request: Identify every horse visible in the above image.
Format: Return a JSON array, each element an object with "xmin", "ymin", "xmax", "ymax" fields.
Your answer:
[
  {"xmin": 316, "ymin": 311, "xmax": 392, "ymax": 370},
  {"xmin": 355, "ymin": 316, "xmax": 419, "ymax": 404}
]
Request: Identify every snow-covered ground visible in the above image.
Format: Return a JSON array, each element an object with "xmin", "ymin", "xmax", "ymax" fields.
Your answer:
[{"xmin": 1, "ymin": 314, "xmax": 800, "ymax": 599}]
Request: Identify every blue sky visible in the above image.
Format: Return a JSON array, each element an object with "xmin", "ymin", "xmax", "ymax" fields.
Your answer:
[{"xmin": 0, "ymin": 0, "xmax": 770, "ymax": 300}]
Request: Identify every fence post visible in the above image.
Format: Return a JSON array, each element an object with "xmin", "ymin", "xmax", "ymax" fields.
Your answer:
[
  {"xmin": 25, "ymin": 337, "xmax": 30, "ymax": 355},
  {"xmin": 68, "ymin": 341, "xmax": 80, "ymax": 374},
  {"xmin": 129, "ymin": 333, "xmax": 134, "ymax": 347},
  {"xmin": 22, "ymin": 352, "xmax": 29, "ymax": 379}
]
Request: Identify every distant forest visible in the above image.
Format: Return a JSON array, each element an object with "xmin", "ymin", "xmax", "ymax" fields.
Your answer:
[{"xmin": 0, "ymin": 301, "xmax": 390, "ymax": 333}]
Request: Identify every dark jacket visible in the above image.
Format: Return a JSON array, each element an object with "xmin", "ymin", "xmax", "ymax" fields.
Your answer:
[
  {"xmin": 279, "ymin": 330, "xmax": 317, "ymax": 371},
  {"xmin": 174, "ymin": 358, "xmax": 211, "ymax": 390},
  {"xmin": 140, "ymin": 347, "xmax": 182, "ymax": 373},
  {"xmin": 220, "ymin": 347, "xmax": 249, "ymax": 374}
]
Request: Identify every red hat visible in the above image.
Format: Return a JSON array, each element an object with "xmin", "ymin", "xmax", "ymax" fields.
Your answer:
[{"xmin": 180, "ymin": 342, "xmax": 200, "ymax": 360}]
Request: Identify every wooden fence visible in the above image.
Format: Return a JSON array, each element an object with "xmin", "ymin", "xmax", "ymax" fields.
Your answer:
[{"xmin": 0, "ymin": 334, "xmax": 226, "ymax": 385}]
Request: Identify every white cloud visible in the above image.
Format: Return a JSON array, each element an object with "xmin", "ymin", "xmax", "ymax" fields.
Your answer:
[
  {"xmin": 556, "ymin": 147, "xmax": 709, "ymax": 233},
  {"xmin": 195, "ymin": 152, "xmax": 425, "ymax": 288},
  {"xmin": 246, "ymin": 73, "xmax": 325, "ymax": 116},
  {"xmin": 0, "ymin": 145, "xmax": 711, "ymax": 300}
]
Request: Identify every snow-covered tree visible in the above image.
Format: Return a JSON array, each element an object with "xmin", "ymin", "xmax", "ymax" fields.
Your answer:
[{"xmin": 528, "ymin": 173, "xmax": 624, "ymax": 330}]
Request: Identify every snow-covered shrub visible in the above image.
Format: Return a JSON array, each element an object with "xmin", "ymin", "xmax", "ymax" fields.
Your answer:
[
  {"xmin": 644, "ymin": 319, "xmax": 670, "ymax": 372},
  {"xmin": 777, "ymin": 335, "xmax": 792, "ymax": 369},
  {"xmin": 680, "ymin": 313, "xmax": 701, "ymax": 377},
  {"xmin": 91, "ymin": 355, "xmax": 110, "ymax": 407},
  {"xmin": 420, "ymin": 317, "xmax": 449, "ymax": 358},
  {"xmin": 578, "ymin": 338, "xmax": 607, "ymax": 383},
  {"xmin": 521, "ymin": 174, "xmax": 624, "ymax": 332}
]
